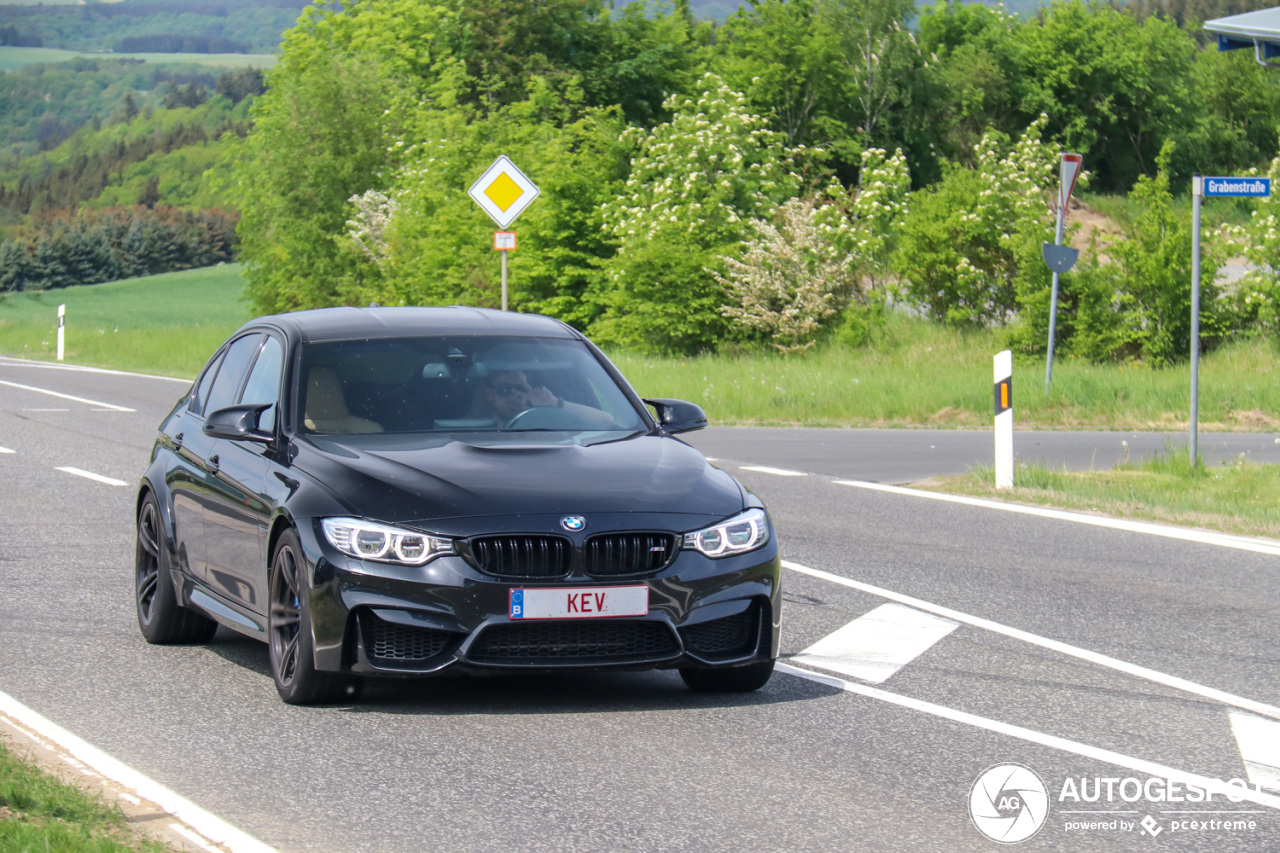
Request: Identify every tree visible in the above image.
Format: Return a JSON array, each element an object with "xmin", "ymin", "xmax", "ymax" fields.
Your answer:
[
  {"xmin": 593, "ymin": 74, "xmax": 803, "ymax": 353},
  {"xmin": 1019, "ymin": 0, "xmax": 1195, "ymax": 189},
  {"xmin": 712, "ymin": 0, "xmax": 849, "ymax": 158},
  {"xmin": 916, "ymin": 1, "xmax": 1025, "ymax": 167},
  {"xmin": 1074, "ymin": 144, "xmax": 1221, "ymax": 363},
  {"xmin": 822, "ymin": 0, "xmax": 921, "ymax": 150},
  {"xmin": 896, "ymin": 117, "xmax": 1056, "ymax": 326}
]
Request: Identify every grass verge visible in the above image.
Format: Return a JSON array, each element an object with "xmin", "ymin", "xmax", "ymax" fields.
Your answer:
[
  {"xmin": 925, "ymin": 447, "xmax": 1280, "ymax": 539},
  {"xmin": 609, "ymin": 314, "xmax": 1280, "ymax": 430},
  {"xmin": 0, "ymin": 740, "xmax": 174, "ymax": 852},
  {"xmin": 0, "ymin": 264, "xmax": 251, "ymax": 378}
]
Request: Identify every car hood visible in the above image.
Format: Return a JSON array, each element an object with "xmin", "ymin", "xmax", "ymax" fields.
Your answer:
[{"xmin": 292, "ymin": 433, "xmax": 745, "ymax": 525}]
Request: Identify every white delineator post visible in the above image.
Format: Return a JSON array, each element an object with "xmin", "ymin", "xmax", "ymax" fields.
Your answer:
[
  {"xmin": 994, "ymin": 350, "xmax": 1013, "ymax": 488},
  {"xmin": 57, "ymin": 304, "xmax": 65, "ymax": 362}
]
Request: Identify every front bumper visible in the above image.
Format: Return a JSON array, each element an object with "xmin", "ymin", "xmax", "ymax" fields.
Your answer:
[{"xmin": 296, "ymin": 517, "xmax": 782, "ymax": 678}]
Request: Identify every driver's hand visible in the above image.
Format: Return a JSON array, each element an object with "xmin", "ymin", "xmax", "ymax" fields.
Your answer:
[{"xmin": 526, "ymin": 386, "xmax": 558, "ymax": 407}]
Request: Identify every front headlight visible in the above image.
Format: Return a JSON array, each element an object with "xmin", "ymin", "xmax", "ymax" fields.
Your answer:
[
  {"xmin": 683, "ymin": 508, "xmax": 770, "ymax": 558},
  {"xmin": 321, "ymin": 517, "xmax": 454, "ymax": 566}
]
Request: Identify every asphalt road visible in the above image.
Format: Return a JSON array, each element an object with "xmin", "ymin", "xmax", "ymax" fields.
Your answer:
[
  {"xmin": 683, "ymin": 426, "xmax": 1280, "ymax": 484},
  {"xmin": 2, "ymin": 355, "xmax": 1279, "ymax": 852}
]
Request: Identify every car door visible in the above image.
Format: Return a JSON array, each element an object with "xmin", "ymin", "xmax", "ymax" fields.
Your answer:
[
  {"xmin": 166, "ymin": 347, "xmax": 226, "ymax": 582},
  {"xmin": 202, "ymin": 333, "xmax": 284, "ymax": 615},
  {"xmin": 180, "ymin": 332, "xmax": 263, "ymax": 598}
]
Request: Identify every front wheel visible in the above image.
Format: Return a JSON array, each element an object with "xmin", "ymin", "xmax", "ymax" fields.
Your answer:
[
  {"xmin": 268, "ymin": 529, "xmax": 359, "ymax": 705},
  {"xmin": 679, "ymin": 660, "xmax": 775, "ymax": 693},
  {"xmin": 135, "ymin": 493, "xmax": 216, "ymax": 644}
]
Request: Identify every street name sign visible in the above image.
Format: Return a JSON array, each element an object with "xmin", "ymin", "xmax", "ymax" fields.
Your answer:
[
  {"xmin": 1203, "ymin": 177, "xmax": 1271, "ymax": 197},
  {"xmin": 469, "ymin": 155, "xmax": 540, "ymax": 228}
]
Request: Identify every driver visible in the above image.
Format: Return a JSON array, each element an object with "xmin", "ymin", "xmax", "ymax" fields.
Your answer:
[{"xmin": 482, "ymin": 370, "xmax": 613, "ymax": 428}]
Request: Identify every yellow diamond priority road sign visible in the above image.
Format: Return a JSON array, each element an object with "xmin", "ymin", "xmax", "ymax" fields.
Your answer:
[{"xmin": 469, "ymin": 155, "xmax": 540, "ymax": 229}]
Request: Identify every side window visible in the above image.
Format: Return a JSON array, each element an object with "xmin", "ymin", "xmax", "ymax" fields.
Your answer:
[
  {"xmin": 238, "ymin": 336, "xmax": 284, "ymax": 433},
  {"xmin": 190, "ymin": 350, "xmax": 226, "ymax": 416},
  {"xmin": 203, "ymin": 334, "xmax": 263, "ymax": 417}
]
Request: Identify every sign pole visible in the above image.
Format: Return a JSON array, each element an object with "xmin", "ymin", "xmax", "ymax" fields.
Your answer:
[
  {"xmin": 501, "ymin": 249, "xmax": 509, "ymax": 312},
  {"xmin": 1190, "ymin": 174, "xmax": 1202, "ymax": 467},
  {"xmin": 1045, "ymin": 206, "xmax": 1065, "ymax": 394},
  {"xmin": 1043, "ymin": 153, "xmax": 1082, "ymax": 394},
  {"xmin": 57, "ymin": 304, "xmax": 65, "ymax": 362}
]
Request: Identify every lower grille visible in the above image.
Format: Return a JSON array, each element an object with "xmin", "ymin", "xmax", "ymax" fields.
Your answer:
[
  {"xmin": 681, "ymin": 608, "xmax": 757, "ymax": 657},
  {"xmin": 361, "ymin": 613, "xmax": 451, "ymax": 664},
  {"xmin": 468, "ymin": 535, "xmax": 571, "ymax": 578},
  {"xmin": 585, "ymin": 533, "xmax": 677, "ymax": 576},
  {"xmin": 469, "ymin": 621, "xmax": 678, "ymax": 663}
]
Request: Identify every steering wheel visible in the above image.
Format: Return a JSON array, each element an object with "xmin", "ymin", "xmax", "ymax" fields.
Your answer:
[{"xmin": 504, "ymin": 405, "xmax": 601, "ymax": 430}]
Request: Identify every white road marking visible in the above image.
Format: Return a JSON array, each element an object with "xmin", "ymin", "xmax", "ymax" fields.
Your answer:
[
  {"xmin": 0, "ymin": 689, "xmax": 279, "ymax": 853},
  {"xmin": 784, "ymin": 560, "xmax": 1280, "ymax": 721},
  {"xmin": 0, "ymin": 379, "xmax": 136, "ymax": 413},
  {"xmin": 170, "ymin": 824, "xmax": 225, "ymax": 853},
  {"xmin": 741, "ymin": 465, "xmax": 807, "ymax": 477},
  {"xmin": 55, "ymin": 466, "xmax": 128, "ymax": 487},
  {"xmin": 0, "ymin": 355, "xmax": 191, "ymax": 384},
  {"xmin": 834, "ymin": 479, "xmax": 1280, "ymax": 558},
  {"xmin": 791, "ymin": 603, "xmax": 959, "ymax": 683},
  {"xmin": 1231, "ymin": 713, "xmax": 1280, "ymax": 792},
  {"xmin": 776, "ymin": 663, "xmax": 1280, "ymax": 811},
  {"xmin": 0, "ymin": 446, "xmax": 13, "ymax": 454}
]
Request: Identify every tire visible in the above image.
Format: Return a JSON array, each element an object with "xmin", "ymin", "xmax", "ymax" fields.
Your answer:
[
  {"xmin": 268, "ymin": 529, "xmax": 360, "ymax": 705},
  {"xmin": 679, "ymin": 659, "xmax": 775, "ymax": 693},
  {"xmin": 135, "ymin": 492, "xmax": 217, "ymax": 644}
]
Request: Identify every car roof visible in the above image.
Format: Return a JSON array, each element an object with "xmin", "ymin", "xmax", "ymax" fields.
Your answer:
[{"xmin": 243, "ymin": 306, "xmax": 581, "ymax": 344}]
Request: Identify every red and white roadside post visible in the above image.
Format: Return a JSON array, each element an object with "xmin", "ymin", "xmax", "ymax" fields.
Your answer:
[
  {"xmin": 995, "ymin": 350, "xmax": 1013, "ymax": 489},
  {"xmin": 1043, "ymin": 153, "xmax": 1083, "ymax": 393}
]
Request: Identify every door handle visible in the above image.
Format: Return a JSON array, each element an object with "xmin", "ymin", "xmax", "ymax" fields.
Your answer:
[{"xmin": 207, "ymin": 454, "xmax": 220, "ymax": 471}]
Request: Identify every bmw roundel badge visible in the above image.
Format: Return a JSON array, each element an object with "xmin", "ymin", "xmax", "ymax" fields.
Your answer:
[{"xmin": 561, "ymin": 515, "xmax": 586, "ymax": 532}]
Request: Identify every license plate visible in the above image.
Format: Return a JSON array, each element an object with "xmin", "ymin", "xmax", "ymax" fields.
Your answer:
[{"xmin": 509, "ymin": 585, "xmax": 648, "ymax": 620}]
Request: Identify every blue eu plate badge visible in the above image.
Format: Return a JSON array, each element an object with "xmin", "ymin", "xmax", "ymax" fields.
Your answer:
[{"xmin": 509, "ymin": 589, "xmax": 524, "ymax": 619}]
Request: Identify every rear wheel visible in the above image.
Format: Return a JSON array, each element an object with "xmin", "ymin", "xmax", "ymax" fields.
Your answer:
[
  {"xmin": 268, "ymin": 529, "xmax": 360, "ymax": 705},
  {"xmin": 135, "ymin": 493, "xmax": 217, "ymax": 644},
  {"xmin": 679, "ymin": 660, "xmax": 775, "ymax": 693}
]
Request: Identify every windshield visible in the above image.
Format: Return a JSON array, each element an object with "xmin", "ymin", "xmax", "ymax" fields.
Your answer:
[{"xmin": 296, "ymin": 335, "xmax": 647, "ymax": 439}]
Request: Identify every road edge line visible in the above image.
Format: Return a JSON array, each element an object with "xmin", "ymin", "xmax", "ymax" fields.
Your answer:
[
  {"xmin": 775, "ymin": 663, "xmax": 1280, "ymax": 811},
  {"xmin": 783, "ymin": 560, "xmax": 1280, "ymax": 722},
  {"xmin": 833, "ymin": 478, "xmax": 1280, "ymax": 557},
  {"xmin": 0, "ymin": 689, "xmax": 280, "ymax": 853},
  {"xmin": 0, "ymin": 355, "xmax": 191, "ymax": 384}
]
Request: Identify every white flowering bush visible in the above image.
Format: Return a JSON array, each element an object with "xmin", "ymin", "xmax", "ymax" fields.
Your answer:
[
  {"xmin": 715, "ymin": 196, "xmax": 859, "ymax": 352},
  {"xmin": 601, "ymin": 73, "xmax": 803, "ymax": 254},
  {"xmin": 1219, "ymin": 156, "xmax": 1280, "ymax": 337},
  {"xmin": 715, "ymin": 149, "xmax": 910, "ymax": 351},
  {"xmin": 592, "ymin": 73, "xmax": 805, "ymax": 353},
  {"xmin": 895, "ymin": 115, "xmax": 1060, "ymax": 326},
  {"xmin": 346, "ymin": 189, "xmax": 400, "ymax": 269}
]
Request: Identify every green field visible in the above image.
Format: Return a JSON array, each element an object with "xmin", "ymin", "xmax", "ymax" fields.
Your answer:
[
  {"xmin": 0, "ymin": 264, "xmax": 251, "ymax": 377},
  {"xmin": 0, "ymin": 46, "xmax": 275, "ymax": 73},
  {"xmin": 3, "ymin": 267, "xmax": 1280, "ymax": 433},
  {"xmin": 611, "ymin": 321, "xmax": 1280, "ymax": 431}
]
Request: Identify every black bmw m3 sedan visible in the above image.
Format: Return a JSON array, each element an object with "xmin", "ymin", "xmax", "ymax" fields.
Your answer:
[{"xmin": 134, "ymin": 307, "xmax": 781, "ymax": 704}]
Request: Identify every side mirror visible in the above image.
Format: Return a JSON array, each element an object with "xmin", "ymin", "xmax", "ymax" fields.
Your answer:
[
  {"xmin": 644, "ymin": 398, "xmax": 708, "ymax": 434},
  {"xmin": 204, "ymin": 404, "xmax": 274, "ymax": 443}
]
